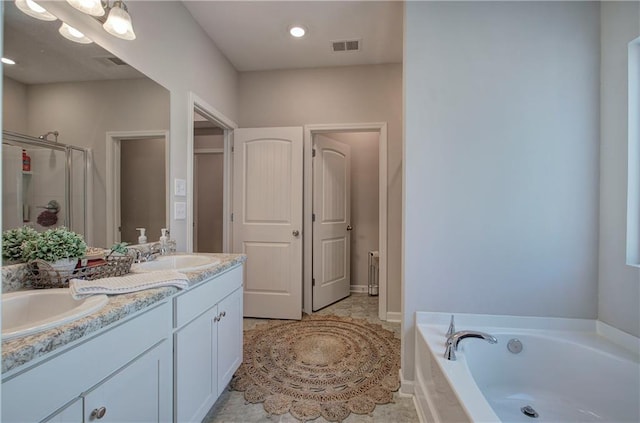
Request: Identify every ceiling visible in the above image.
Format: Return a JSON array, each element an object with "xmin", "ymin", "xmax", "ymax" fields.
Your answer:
[
  {"xmin": 3, "ymin": 1, "xmax": 144, "ymax": 85},
  {"xmin": 2, "ymin": 1, "xmax": 403, "ymax": 84},
  {"xmin": 183, "ymin": 1, "xmax": 403, "ymax": 72}
]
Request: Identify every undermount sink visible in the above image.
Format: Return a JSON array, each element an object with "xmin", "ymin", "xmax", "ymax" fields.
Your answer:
[
  {"xmin": 131, "ymin": 254, "xmax": 221, "ymax": 273},
  {"xmin": 2, "ymin": 289, "xmax": 108, "ymax": 341}
]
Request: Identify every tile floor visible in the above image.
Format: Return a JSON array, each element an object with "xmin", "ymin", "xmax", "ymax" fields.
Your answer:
[{"xmin": 203, "ymin": 293, "xmax": 419, "ymax": 423}]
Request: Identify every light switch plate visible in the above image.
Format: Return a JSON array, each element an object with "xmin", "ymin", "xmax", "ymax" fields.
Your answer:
[
  {"xmin": 174, "ymin": 202, "xmax": 187, "ymax": 220},
  {"xmin": 174, "ymin": 178, "xmax": 186, "ymax": 196}
]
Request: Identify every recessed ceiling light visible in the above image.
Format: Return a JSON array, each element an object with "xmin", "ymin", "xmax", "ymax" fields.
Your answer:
[
  {"xmin": 1, "ymin": 57, "xmax": 16, "ymax": 65},
  {"xmin": 289, "ymin": 25, "xmax": 306, "ymax": 38}
]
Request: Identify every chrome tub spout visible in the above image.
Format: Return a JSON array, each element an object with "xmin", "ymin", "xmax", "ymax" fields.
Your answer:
[{"xmin": 444, "ymin": 330, "xmax": 497, "ymax": 361}]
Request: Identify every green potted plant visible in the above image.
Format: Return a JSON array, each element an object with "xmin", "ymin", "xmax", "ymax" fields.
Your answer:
[
  {"xmin": 21, "ymin": 227, "xmax": 87, "ymax": 271},
  {"xmin": 2, "ymin": 225, "xmax": 40, "ymax": 264}
]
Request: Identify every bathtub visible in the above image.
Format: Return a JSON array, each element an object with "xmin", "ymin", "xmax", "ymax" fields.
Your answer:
[{"xmin": 414, "ymin": 312, "xmax": 640, "ymax": 423}]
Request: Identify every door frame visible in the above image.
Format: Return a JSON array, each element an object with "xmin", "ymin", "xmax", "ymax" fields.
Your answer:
[
  {"xmin": 303, "ymin": 123, "xmax": 388, "ymax": 320},
  {"xmin": 106, "ymin": 130, "xmax": 169, "ymax": 247},
  {"xmin": 186, "ymin": 92, "xmax": 237, "ymax": 253}
]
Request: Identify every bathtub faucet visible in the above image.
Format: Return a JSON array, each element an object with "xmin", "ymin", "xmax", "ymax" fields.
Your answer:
[{"xmin": 444, "ymin": 330, "xmax": 497, "ymax": 361}]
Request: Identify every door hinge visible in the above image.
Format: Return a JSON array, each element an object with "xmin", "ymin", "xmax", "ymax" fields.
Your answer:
[
  {"xmin": 230, "ymin": 213, "xmax": 234, "ymax": 222},
  {"xmin": 312, "ymin": 278, "xmax": 315, "ymax": 287},
  {"xmin": 312, "ymin": 149, "xmax": 316, "ymax": 158},
  {"xmin": 312, "ymin": 213, "xmax": 316, "ymax": 222},
  {"xmin": 231, "ymin": 146, "xmax": 234, "ymax": 153}
]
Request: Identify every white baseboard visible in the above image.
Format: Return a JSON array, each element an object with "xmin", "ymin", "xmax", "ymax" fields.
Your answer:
[
  {"xmin": 350, "ymin": 285, "xmax": 368, "ymax": 293},
  {"xmin": 414, "ymin": 394, "xmax": 428, "ymax": 423},
  {"xmin": 400, "ymin": 369, "xmax": 415, "ymax": 395},
  {"xmin": 386, "ymin": 311, "xmax": 401, "ymax": 323}
]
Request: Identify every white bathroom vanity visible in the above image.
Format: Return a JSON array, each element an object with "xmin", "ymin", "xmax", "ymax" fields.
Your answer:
[{"xmin": 1, "ymin": 254, "xmax": 245, "ymax": 423}]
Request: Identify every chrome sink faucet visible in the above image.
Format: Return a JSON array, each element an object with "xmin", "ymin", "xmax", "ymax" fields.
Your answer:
[
  {"xmin": 131, "ymin": 244, "xmax": 161, "ymax": 263},
  {"xmin": 444, "ymin": 330, "xmax": 498, "ymax": 361}
]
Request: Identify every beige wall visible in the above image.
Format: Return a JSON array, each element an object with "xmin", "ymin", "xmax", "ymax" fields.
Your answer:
[
  {"xmin": 120, "ymin": 138, "xmax": 166, "ymax": 244},
  {"xmin": 41, "ymin": 1, "xmax": 239, "ymax": 249},
  {"xmin": 404, "ymin": 1, "xmax": 600, "ymax": 382},
  {"xmin": 25, "ymin": 78, "xmax": 170, "ymax": 247},
  {"xmin": 238, "ymin": 64, "xmax": 402, "ymax": 313},
  {"xmin": 3, "ymin": 77, "xmax": 28, "ymax": 133},
  {"xmin": 194, "ymin": 133, "xmax": 225, "ymax": 253},
  {"xmin": 324, "ymin": 132, "xmax": 379, "ymax": 290}
]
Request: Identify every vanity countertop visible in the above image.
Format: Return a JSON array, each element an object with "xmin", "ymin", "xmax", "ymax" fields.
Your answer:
[{"xmin": 2, "ymin": 253, "xmax": 246, "ymax": 374}]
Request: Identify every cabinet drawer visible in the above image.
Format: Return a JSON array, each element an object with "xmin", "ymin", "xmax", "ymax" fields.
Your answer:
[
  {"xmin": 173, "ymin": 265, "xmax": 242, "ymax": 328},
  {"xmin": 2, "ymin": 301, "xmax": 171, "ymax": 423}
]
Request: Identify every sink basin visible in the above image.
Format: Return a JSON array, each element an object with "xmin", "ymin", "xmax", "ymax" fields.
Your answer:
[
  {"xmin": 131, "ymin": 254, "xmax": 221, "ymax": 273},
  {"xmin": 2, "ymin": 289, "xmax": 108, "ymax": 341}
]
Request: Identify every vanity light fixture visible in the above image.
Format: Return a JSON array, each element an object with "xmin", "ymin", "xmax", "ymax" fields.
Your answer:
[
  {"xmin": 102, "ymin": 0, "xmax": 136, "ymax": 40},
  {"xmin": 59, "ymin": 22, "xmax": 93, "ymax": 44},
  {"xmin": 14, "ymin": 0, "xmax": 57, "ymax": 21},
  {"xmin": 66, "ymin": 0, "xmax": 105, "ymax": 17},
  {"xmin": 1, "ymin": 57, "xmax": 17, "ymax": 65},
  {"xmin": 289, "ymin": 25, "xmax": 306, "ymax": 38}
]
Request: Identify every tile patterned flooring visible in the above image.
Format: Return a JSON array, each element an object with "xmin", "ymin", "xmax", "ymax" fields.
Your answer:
[{"xmin": 203, "ymin": 293, "xmax": 419, "ymax": 423}]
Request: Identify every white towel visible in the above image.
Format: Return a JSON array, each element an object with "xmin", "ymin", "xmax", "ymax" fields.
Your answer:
[{"xmin": 70, "ymin": 270, "xmax": 189, "ymax": 299}]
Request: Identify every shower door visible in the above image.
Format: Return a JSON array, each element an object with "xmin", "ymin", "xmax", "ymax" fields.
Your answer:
[{"xmin": 1, "ymin": 131, "xmax": 90, "ymax": 242}]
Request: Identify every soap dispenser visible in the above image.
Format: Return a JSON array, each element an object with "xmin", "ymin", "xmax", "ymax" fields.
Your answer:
[
  {"xmin": 159, "ymin": 228, "xmax": 168, "ymax": 247},
  {"xmin": 136, "ymin": 227, "xmax": 147, "ymax": 244}
]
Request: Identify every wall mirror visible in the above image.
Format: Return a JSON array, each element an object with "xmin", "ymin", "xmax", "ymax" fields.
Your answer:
[{"xmin": 2, "ymin": 1, "xmax": 170, "ymax": 248}]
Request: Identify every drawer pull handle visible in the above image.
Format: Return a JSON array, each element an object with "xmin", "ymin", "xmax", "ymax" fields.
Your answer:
[
  {"xmin": 214, "ymin": 315, "xmax": 220, "ymax": 322},
  {"xmin": 90, "ymin": 406, "xmax": 107, "ymax": 420},
  {"xmin": 220, "ymin": 311, "xmax": 226, "ymax": 318}
]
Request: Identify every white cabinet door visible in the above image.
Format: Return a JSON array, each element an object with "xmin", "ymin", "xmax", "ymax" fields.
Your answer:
[
  {"xmin": 83, "ymin": 340, "xmax": 171, "ymax": 423},
  {"xmin": 174, "ymin": 306, "xmax": 218, "ymax": 423},
  {"xmin": 217, "ymin": 287, "xmax": 243, "ymax": 393},
  {"xmin": 41, "ymin": 398, "xmax": 82, "ymax": 423}
]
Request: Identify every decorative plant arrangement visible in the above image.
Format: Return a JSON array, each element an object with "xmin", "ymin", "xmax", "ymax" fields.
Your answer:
[
  {"xmin": 2, "ymin": 226, "xmax": 133, "ymax": 288},
  {"xmin": 20, "ymin": 227, "xmax": 87, "ymax": 264},
  {"xmin": 1, "ymin": 225, "xmax": 40, "ymax": 263}
]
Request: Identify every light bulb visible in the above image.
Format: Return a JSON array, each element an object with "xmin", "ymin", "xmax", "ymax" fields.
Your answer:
[
  {"xmin": 111, "ymin": 17, "xmax": 128, "ymax": 34},
  {"xmin": 103, "ymin": 3, "xmax": 136, "ymax": 40},
  {"xmin": 59, "ymin": 22, "xmax": 93, "ymax": 44},
  {"xmin": 15, "ymin": 0, "xmax": 57, "ymax": 21},
  {"xmin": 66, "ymin": 0, "xmax": 105, "ymax": 17},
  {"xmin": 26, "ymin": 0, "xmax": 46, "ymax": 13}
]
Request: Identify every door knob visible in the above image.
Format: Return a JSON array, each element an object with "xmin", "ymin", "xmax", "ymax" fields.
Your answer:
[
  {"xmin": 346, "ymin": 225, "xmax": 353, "ymax": 231},
  {"xmin": 292, "ymin": 230, "xmax": 300, "ymax": 237}
]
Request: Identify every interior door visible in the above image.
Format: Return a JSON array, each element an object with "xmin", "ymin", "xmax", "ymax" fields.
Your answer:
[
  {"xmin": 312, "ymin": 135, "xmax": 352, "ymax": 311},
  {"xmin": 233, "ymin": 127, "xmax": 303, "ymax": 319}
]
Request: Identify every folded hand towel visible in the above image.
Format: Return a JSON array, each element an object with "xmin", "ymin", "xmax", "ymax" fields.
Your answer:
[{"xmin": 70, "ymin": 270, "xmax": 189, "ymax": 299}]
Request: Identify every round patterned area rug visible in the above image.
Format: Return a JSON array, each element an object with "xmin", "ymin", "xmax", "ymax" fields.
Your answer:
[{"xmin": 230, "ymin": 315, "xmax": 401, "ymax": 422}]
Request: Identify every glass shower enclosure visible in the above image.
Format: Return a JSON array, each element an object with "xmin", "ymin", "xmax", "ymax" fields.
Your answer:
[{"xmin": 2, "ymin": 130, "xmax": 91, "ymax": 242}]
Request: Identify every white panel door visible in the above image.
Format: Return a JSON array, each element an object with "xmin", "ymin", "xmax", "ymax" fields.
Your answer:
[
  {"xmin": 313, "ymin": 135, "xmax": 351, "ymax": 311},
  {"xmin": 233, "ymin": 127, "xmax": 303, "ymax": 319}
]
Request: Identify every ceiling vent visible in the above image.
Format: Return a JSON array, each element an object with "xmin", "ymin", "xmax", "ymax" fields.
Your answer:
[
  {"xmin": 106, "ymin": 56, "xmax": 128, "ymax": 66},
  {"xmin": 332, "ymin": 39, "xmax": 361, "ymax": 53},
  {"xmin": 93, "ymin": 56, "xmax": 130, "ymax": 67}
]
